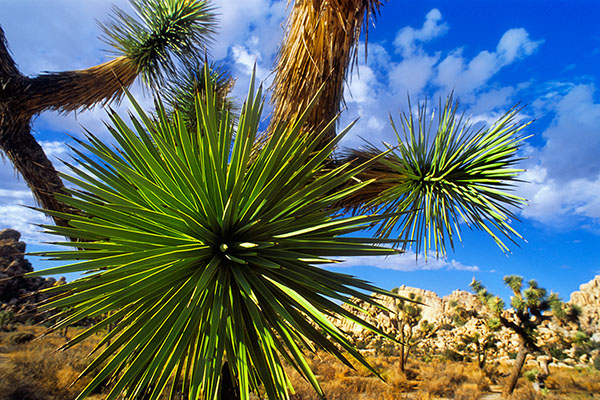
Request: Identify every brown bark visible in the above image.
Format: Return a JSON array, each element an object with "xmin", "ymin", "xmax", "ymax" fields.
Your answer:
[
  {"xmin": 505, "ymin": 340, "xmax": 528, "ymax": 396},
  {"xmin": 399, "ymin": 342, "xmax": 406, "ymax": 372},
  {"xmin": 0, "ymin": 26, "xmax": 136, "ymax": 229},
  {"xmin": 269, "ymin": 0, "xmax": 383, "ymax": 146},
  {"xmin": 0, "ymin": 116, "xmax": 74, "ymax": 227}
]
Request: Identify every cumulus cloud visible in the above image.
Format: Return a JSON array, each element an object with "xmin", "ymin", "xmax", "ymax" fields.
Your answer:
[
  {"xmin": 540, "ymin": 84, "xmax": 600, "ymax": 182},
  {"xmin": 435, "ymin": 28, "xmax": 542, "ymax": 97},
  {"xmin": 0, "ymin": 161, "xmax": 54, "ymax": 243},
  {"xmin": 496, "ymin": 28, "xmax": 543, "ymax": 64},
  {"xmin": 346, "ymin": 65, "xmax": 378, "ymax": 104},
  {"xmin": 394, "ymin": 9, "xmax": 448, "ymax": 57},
  {"xmin": 339, "ymin": 9, "xmax": 540, "ymax": 148},
  {"xmin": 334, "ymin": 252, "xmax": 479, "ymax": 272},
  {"xmin": 389, "ymin": 54, "xmax": 439, "ymax": 94},
  {"xmin": 517, "ymin": 84, "xmax": 600, "ymax": 224}
]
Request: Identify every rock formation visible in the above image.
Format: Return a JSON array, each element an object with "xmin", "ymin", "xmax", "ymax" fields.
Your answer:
[
  {"xmin": 0, "ymin": 228, "xmax": 64, "ymax": 322},
  {"xmin": 570, "ymin": 275, "xmax": 600, "ymax": 336},
  {"xmin": 333, "ymin": 278, "xmax": 600, "ymax": 368}
]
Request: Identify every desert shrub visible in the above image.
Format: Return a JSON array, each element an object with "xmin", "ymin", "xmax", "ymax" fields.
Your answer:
[
  {"xmin": 0, "ymin": 325, "xmax": 105, "ymax": 400},
  {"xmin": 593, "ymin": 355, "xmax": 600, "ymax": 371},
  {"xmin": 545, "ymin": 366, "xmax": 600, "ymax": 395},
  {"xmin": 0, "ymin": 311, "xmax": 14, "ymax": 331},
  {"xmin": 371, "ymin": 337, "xmax": 399, "ymax": 357},
  {"xmin": 508, "ymin": 384, "xmax": 541, "ymax": 400},
  {"xmin": 415, "ymin": 360, "xmax": 490, "ymax": 398},
  {"xmin": 8, "ymin": 331, "xmax": 35, "ymax": 345},
  {"xmin": 440, "ymin": 348, "xmax": 464, "ymax": 362},
  {"xmin": 548, "ymin": 346, "xmax": 567, "ymax": 361},
  {"xmin": 454, "ymin": 383, "xmax": 483, "ymax": 400},
  {"xmin": 438, "ymin": 323, "xmax": 455, "ymax": 331},
  {"xmin": 523, "ymin": 369, "xmax": 538, "ymax": 382}
]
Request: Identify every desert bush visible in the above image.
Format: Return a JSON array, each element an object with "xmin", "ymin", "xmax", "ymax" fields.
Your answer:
[
  {"xmin": 415, "ymin": 360, "xmax": 490, "ymax": 398},
  {"xmin": 548, "ymin": 346, "xmax": 567, "ymax": 361},
  {"xmin": 8, "ymin": 331, "xmax": 35, "ymax": 345},
  {"xmin": 453, "ymin": 383, "xmax": 483, "ymax": 400},
  {"xmin": 440, "ymin": 348, "xmax": 464, "ymax": 362},
  {"xmin": 593, "ymin": 355, "xmax": 600, "ymax": 371},
  {"xmin": 523, "ymin": 368, "xmax": 538, "ymax": 382},
  {"xmin": 0, "ymin": 311, "xmax": 14, "ymax": 331},
  {"xmin": 0, "ymin": 325, "xmax": 104, "ymax": 400},
  {"xmin": 545, "ymin": 366, "xmax": 600, "ymax": 395}
]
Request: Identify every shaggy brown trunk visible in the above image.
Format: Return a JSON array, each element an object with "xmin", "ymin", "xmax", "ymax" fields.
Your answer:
[
  {"xmin": 0, "ymin": 26, "xmax": 136, "ymax": 228},
  {"xmin": 399, "ymin": 343, "xmax": 406, "ymax": 372},
  {"xmin": 505, "ymin": 340, "xmax": 528, "ymax": 396},
  {"xmin": 0, "ymin": 117, "xmax": 73, "ymax": 227},
  {"xmin": 270, "ymin": 0, "xmax": 383, "ymax": 146}
]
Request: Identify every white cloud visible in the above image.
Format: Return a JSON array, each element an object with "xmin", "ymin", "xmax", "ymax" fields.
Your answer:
[
  {"xmin": 0, "ymin": 204, "xmax": 53, "ymax": 244},
  {"xmin": 496, "ymin": 28, "xmax": 543, "ymax": 65},
  {"xmin": 540, "ymin": 84, "xmax": 600, "ymax": 182},
  {"xmin": 389, "ymin": 54, "xmax": 439, "ymax": 94},
  {"xmin": 516, "ymin": 84, "xmax": 600, "ymax": 224},
  {"xmin": 435, "ymin": 29, "xmax": 541, "ymax": 98},
  {"xmin": 519, "ymin": 166, "xmax": 600, "ymax": 223},
  {"xmin": 211, "ymin": 0, "xmax": 286, "ymax": 61},
  {"xmin": 346, "ymin": 66, "xmax": 377, "ymax": 104},
  {"xmin": 334, "ymin": 252, "xmax": 479, "ymax": 272},
  {"xmin": 394, "ymin": 9, "xmax": 448, "ymax": 57},
  {"xmin": 339, "ymin": 10, "xmax": 540, "ymax": 149}
]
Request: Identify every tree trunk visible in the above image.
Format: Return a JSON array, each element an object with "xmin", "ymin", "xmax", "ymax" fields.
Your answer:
[
  {"xmin": 403, "ymin": 345, "xmax": 411, "ymax": 371},
  {"xmin": 0, "ymin": 25, "xmax": 137, "ymax": 229},
  {"xmin": 0, "ymin": 117, "xmax": 74, "ymax": 227},
  {"xmin": 505, "ymin": 341, "xmax": 528, "ymax": 395},
  {"xmin": 269, "ymin": 0, "xmax": 383, "ymax": 146},
  {"xmin": 399, "ymin": 344, "xmax": 406, "ymax": 373}
]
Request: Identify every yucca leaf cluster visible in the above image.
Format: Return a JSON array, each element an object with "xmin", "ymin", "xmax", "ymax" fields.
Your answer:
[
  {"xmin": 31, "ymin": 69, "xmax": 402, "ymax": 400},
  {"xmin": 100, "ymin": 0, "xmax": 216, "ymax": 87},
  {"xmin": 364, "ymin": 96, "xmax": 530, "ymax": 258}
]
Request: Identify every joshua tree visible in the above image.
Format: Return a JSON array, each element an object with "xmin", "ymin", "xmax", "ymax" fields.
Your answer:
[
  {"xmin": 470, "ymin": 276, "xmax": 568, "ymax": 395},
  {"xmin": 0, "ymin": 0, "xmax": 218, "ymax": 227},
  {"xmin": 3, "ymin": 1, "xmax": 535, "ymax": 399},
  {"xmin": 458, "ymin": 322, "xmax": 501, "ymax": 370},
  {"xmin": 386, "ymin": 290, "xmax": 438, "ymax": 372},
  {"xmin": 448, "ymin": 298, "xmax": 500, "ymax": 370}
]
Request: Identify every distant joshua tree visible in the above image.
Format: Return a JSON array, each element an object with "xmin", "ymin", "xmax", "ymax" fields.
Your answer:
[
  {"xmin": 387, "ymin": 290, "xmax": 438, "ymax": 373},
  {"xmin": 470, "ymin": 276, "xmax": 579, "ymax": 395},
  {"xmin": 449, "ymin": 300, "xmax": 501, "ymax": 370}
]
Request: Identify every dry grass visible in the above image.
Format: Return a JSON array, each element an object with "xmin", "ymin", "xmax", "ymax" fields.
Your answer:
[
  {"xmin": 0, "ymin": 325, "xmax": 104, "ymax": 400},
  {"xmin": 1, "ymin": 324, "xmax": 599, "ymax": 399},
  {"xmin": 545, "ymin": 366, "xmax": 600, "ymax": 397}
]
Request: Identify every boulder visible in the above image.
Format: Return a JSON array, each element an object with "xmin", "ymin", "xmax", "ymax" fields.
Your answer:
[{"xmin": 0, "ymin": 229, "xmax": 64, "ymax": 322}]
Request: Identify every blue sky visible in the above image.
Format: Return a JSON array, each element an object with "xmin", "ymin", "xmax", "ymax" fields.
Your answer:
[{"xmin": 1, "ymin": 1, "xmax": 599, "ymax": 302}]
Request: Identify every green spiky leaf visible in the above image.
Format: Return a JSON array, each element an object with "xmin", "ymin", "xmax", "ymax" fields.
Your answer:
[
  {"xmin": 352, "ymin": 95, "xmax": 530, "ymax": 258},
  {"xmin": 100, "ymin": 0, "xmax": 216, "ymax": 87},
  {"xmin": 30, "ymin": 66, "xmax": 404, "ymax": 400}
]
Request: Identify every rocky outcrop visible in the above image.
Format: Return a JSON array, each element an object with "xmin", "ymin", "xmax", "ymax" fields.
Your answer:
[
  {"xmin": 0, "ymin": 229, "xmax": 64, "ymax": 322},
  {"xmin": 570, "ymin": 275, "xmax": 600, "ymax": 335},
  {"xmin": 334, "ymin": 279, "xmax": 600, "ymax": 367}
]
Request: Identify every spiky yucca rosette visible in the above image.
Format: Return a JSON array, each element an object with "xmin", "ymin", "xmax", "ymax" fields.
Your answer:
[
  {"xmin": 29, "ymin": 69, "xmax": 403, "ymax": 400},
  {"xmin": 345, "ymin": 96, "xmax": 531, "ymax": 258}
]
